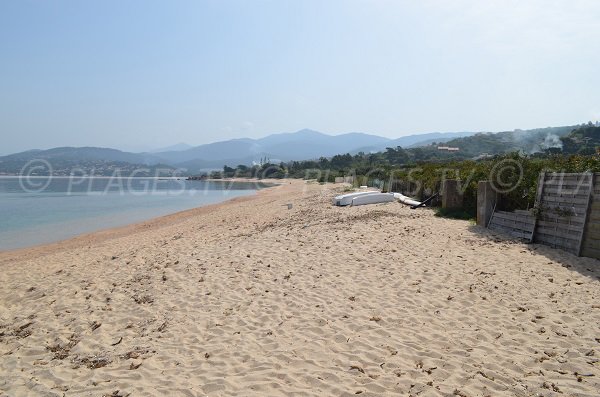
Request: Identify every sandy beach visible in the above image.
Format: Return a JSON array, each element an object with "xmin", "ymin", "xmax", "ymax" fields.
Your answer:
[{"xmin": 1, "ymin": 179, "xmax": 599, "ymax": 396}]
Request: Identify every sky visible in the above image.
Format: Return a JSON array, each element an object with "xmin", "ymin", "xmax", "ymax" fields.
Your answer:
[{"xmin": 1, "ymin": 0, "xmax": 600, "ymax": 154}]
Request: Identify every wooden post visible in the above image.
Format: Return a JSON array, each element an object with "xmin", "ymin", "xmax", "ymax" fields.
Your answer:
[
  {"xmin": 477, "ymin": 181, "xmax": 497, "ymax": 227},
  {"xmin": 532, "ymin": 171, "xmax": 546, "ymax": 243},
  {"xmin": 577, "ymin": 172, "xmax": 594, "ymax": 256},
  {"xmin": 442, "ymin": 180, "xmax": 463, "ymax": 210}
]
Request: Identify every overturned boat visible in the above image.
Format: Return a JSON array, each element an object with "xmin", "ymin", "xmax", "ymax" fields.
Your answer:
[
  {"xmin": 333, "ymin": 190, "xmax": 437, "ymax": 208},
  {"xmin": 332, "ymin": 191, "xmax": 379, "ymax": 206},
  {"xmin": 351, "ymin": 192, "xmax": 396, "ymax": 206},
  {"xmin": 393, "ymin": 193, "xmax": 422, "ymax": 207}
]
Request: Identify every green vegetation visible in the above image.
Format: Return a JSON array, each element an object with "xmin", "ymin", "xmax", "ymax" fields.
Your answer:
[
  {"xmin": 213, "ymin": 125, "xmax": 600, "ymax": 219},
  {"xmin": 560, "ymin": 124, "xmax": 600, "ymax": 155}
]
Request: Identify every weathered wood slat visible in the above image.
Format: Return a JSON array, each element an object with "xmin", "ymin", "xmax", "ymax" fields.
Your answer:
[
  {"xmin": 537, "ymin": 220, "xmax": 583, "ymax": 232},
  {"xmin": 543, "ymin": 187, "xmax": 591, "ymax": 196},
  {"xmin": 488, "ymin": 210, "xmax": 535, "ymax": 242},
  {"xmin": 543, "ymin": 173, "xmax": 590, "ymax": 179},
  {"xmin": 541, "ymin": 195, "xmax": 590, "ymax": 206},
  {"xmin": 538, "ymin": 213, "xmax": 585, "ymax": 225},
  {"xmin": 489, "ymin": 217, "xmax": 535, "ymax": 232},
  {"xmin": 543, "ymin": 182, "xmax": 591, "ymax": 190},
  {"xmin": 536, "ymin": 226, "xmax": 580, "ymax": 239},
  {"xmin": 535, "ymin": 237, "xmax": 579, "ymax": 252},
  {"xmin": 492, "ymin": 211, "xmax": 536, "ymax": 223},
  {"xmin": 488, "ymin": 224, "xmax": 533, "ymax": 240},
  {"xmin": 577, "ymin": 173, "xmax": 595, "ymax": 255}
]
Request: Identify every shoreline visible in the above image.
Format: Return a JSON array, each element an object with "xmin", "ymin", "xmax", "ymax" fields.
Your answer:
[{"xmin": 0, "ymin": 179, "xmax": 287, "ymax": 264}]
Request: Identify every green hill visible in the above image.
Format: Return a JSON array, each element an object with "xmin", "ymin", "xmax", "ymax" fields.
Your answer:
[{"xmin": 561, "ymin": 125, "xmax": 600, "ymax": 155}]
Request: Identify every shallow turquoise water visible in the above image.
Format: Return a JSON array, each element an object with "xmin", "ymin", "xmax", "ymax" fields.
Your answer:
[{"xmin": 0, "ymin": 177, "xmax": 268, "ymax": 250}]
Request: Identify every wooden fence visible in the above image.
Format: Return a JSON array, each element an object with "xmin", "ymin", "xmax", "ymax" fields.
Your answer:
[
  {"xmin": 533, "ymin": 172, "xmax": 594, "ymax": 256},
  {"xmin": 581, "ymin": 174, "xmax": 600, "ymax": 259},
  {"xmin": 488, "ymin": 210, "xmax": 535, "ymax": 242},
  {"xmin": 484, "ymin": 172, "xmax": 599, "ymax": 260}
]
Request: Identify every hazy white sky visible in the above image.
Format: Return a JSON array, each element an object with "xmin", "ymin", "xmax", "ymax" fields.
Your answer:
[{"xmin": 1, "ymin": 0, "xmax": 599, "ymax": 153}]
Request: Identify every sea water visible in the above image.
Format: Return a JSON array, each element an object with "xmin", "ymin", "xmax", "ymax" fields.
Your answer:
[{"xmin": 0, "ymin": 177, "xmax": 269, "ymax": 250}]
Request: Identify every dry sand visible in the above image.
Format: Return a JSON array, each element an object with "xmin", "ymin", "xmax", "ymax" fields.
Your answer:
[{"xmin": 1, "ymin": 180, "xmax": 599, "ymax": 396}]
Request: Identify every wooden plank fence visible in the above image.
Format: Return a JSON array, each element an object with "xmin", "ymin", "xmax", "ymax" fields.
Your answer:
[
  {"xmin": 485, "ymin": 172, "xmax": 600, "ymax": 260},
  {"xmin": 533, "ymin": 172, "xmax": 594, "ymax": 256},
  {"xmin": 488, "ymin": 210, "xmax": 536, "ymax": 242},
  {"xmin": 581, "ymin": 173, "xmax": 600, "ymax": 259}
]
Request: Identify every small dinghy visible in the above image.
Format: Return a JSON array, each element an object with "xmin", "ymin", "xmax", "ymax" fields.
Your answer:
[
  {"xmin": 332, "ymin": 191, "xmax": 379, "ymax": 206},
  {"xmin": 393, "ymin": 193, "xmax": 422, "ymax": 207},
  {"xmin": 351, "ymin": 193, "xmax": 396, "ymax": 206}
]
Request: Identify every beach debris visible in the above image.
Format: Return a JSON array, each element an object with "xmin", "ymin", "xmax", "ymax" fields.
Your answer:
[
  {"xmin": 102, "ymin": 390, "xmax": 129, "ymax": 397},
  {"xmin": 369, "ymin": 316, "xmax": 382, "ymax": 322},
  {"xmin": 119, "ymin": 347, "xmax": 151, "ymax": 360},
  {"xmin": 386, "ymin": 346, "xmax": 398, "ymax": 356},
  {"xmin": 132, "ymin": 295, "xmax": 154, "ymax": 304},
  {"xmin": 72, "ymin": 354, "xmax": 111, "ymax": 369},
  {"xmin": 542, "ymin": 381, "xmax": 561, "ymax": 393},
  {"xmin": 349, "ymin": 365, "xmax": 365, "ymax": 374},
  {"xmin": 476, "ymin": 370, "xmax": 494, "ymax": 381},
  {"xmin": 129, "ymin": 362, "xmax": 142, "ymax": 370},
  {"xmin": 157, "ymin": 321, "xmax": 168, "ymax": 332},
  {"xmin": 90, "ymin": 321, "xmax": 102, "ymax": 331},
  {"xmin": 13, "ymin": 322, "xmax": 33, "ymax": 339},
  {"xmin": 47, "ymin": 334, "xmax": 80, "ymax": 360},
  {"xmin": 111, "ymin": 337, "xmax": 123, "ymax": 346}
]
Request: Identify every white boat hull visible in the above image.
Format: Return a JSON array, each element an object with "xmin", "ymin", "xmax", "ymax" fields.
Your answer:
[
  {"xmin": 393, "ymin": 193, "xmax": 422, "ymax": 207},
  {"xmin": 332, "ymin": 191, "xmax": 379, "ymax": 206},
  {"xmin": 351, "ymin": 193, "xmax": 396, "ymax": 206}
]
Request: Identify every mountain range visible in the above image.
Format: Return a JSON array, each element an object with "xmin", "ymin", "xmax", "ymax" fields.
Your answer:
[
  {"xmin": 0, "ymin": 124, "xmax": 590, "ymax": 175},
  {"xmin": 0, "ymin": 129, "xmax": 475, "ymax": 174}
]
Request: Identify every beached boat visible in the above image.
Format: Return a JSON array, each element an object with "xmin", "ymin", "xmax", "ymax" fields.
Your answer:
[
  {"xmin": 351, "ymin": 193, "xmax": 396, "ymax": 206},
  {"xmin": 332, "ymin": 191, "xmax": 379, "ymax": 206},
  {"xmin": 393, "ymin": 193, "xmax": 422, "ymax": 207}
]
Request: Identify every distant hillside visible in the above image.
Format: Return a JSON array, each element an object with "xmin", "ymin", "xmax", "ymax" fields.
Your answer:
[
  {"xmin": 153, "ymin": 129, "xmax": 393, "ymax": 166},
  {"xmin": 561, "ymin": 125, "xmax": 600, "ymax": 155},
  {"xmin": 149, "ymin": 143, "xmax": 193, "ymax": 153},
  {"xmin": 437, "ymin": 125, "xmax": 578, "ymax": 157},
  {"xmin": 0, "ymin": 125, "xmax": 592, "ymax": 175},
  {"xmin": 0, "ymin": 147, "xmax": 171, "ymax": 176},
  {"xmin": 153, "ymin": 129, "xmax": 476, "ymax": 170},
  {"xmin": 0, "ymin": 130, "xmax": 481, "ymax": 174},
  {"xmin": 1, "ymin": 147, "xmax": 163, "ymax": 164}
]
